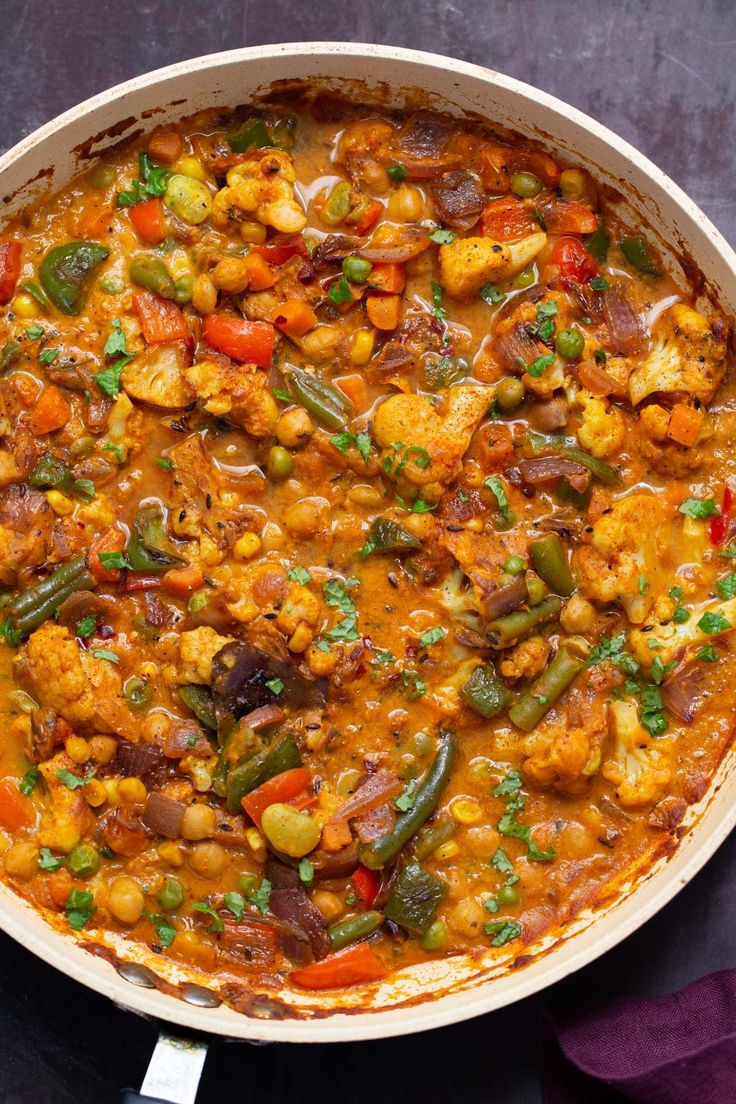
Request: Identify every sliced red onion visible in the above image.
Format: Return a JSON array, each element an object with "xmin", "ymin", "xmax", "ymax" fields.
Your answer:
[
  {"xmin": 517, "ymin": 456, "xmax": 591, "ymax": 493},
  {"xmin": 141, "ymin": 792, "xmax": 185, "ymax": 839}
]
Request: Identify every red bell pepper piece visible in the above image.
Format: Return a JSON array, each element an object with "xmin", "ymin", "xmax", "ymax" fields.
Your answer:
[
  {"xmin": 479, "ymin": 197, "xmax": 538, "ymax": 242},
  {"xmin": 241, "ymin": 767, "xmax": 313, "ymax": 828},
  {"xmin": 709, "ymin": 486, "xmax": 734, "ymax": 545},
  {"xmin": 129, "ymin": 197, "xmax": 168, "ymax": 245},
  {"xmin": 250, "ymin": 234, "xmax": 308, "ymax": 267},
  {"xmin": 203, "ymin": 314, "xmax": 274, "ymax": 367},
  {"xmin": 133, "ymin": 291, "xmax": 189, "ymax": 344},
  {"xmin": 352, "ymin": 865, "xmax": 380, "ymax": 910},
  {"xmin": 120, "ymin": 574, "xmax": 162, "ymax": 592},
  {"xmin": 0, "ymin": 241, "xmax": 22, "ymax": 304},
  {"xmin": 548, "ymin": 236, "xmax": 599, "ymax": 287},
  {"xmin": 0, "ymin": 778, "xmax": 34, "ymax": 831},
  {"xmin": 290, "ymin": 943, "xmax": 387, "ymax": 990}
]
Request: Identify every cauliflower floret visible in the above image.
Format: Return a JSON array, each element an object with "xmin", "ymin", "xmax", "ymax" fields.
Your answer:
[
  {"xmin": 373, "ymin": 385, "xmax": 490, "ymax": 486},
  {"xmin": 0, "ymin": 450, "xmax": 20, "ymax": 487},
  {"xmin": 122, "ymin": 342, "xmax": 194, "ymax": 409},
  {"xmin": 637, "ymin": 402, "xmax": 706, "ymax": 476},
  {"xmin": 185, "ymin": 359, "xmax": 278, "ymax": 438},
  {"xmin": 98, "ymin": 391, "xmax": 143, "ymax": 463},
  {"xmin": 37, "ymin": 751, "xmax": 95, "ymax": 853},
  {"xmin": 572, "ymin": 493, "xmax": 672, "ymax": 623},
  {"xmin": 223, "ymin": 562, "xmax": 289, "ymax": 625},
  {"xmin": 601, "ymin": 698, "xmax": 672, "ymax": 807},
  {"xmin": 628, "ymin": 304, "xmax": 727, "ymax": 407},
  {"xmin": 629, "ymin": 594, "xmax": 736, "ymax": 667},
  {"xmin": 439, "ymin": 232, "xmax": 547, "ymax": 298},
  {"xmin": 577, "ymin": 391, "xmax": 625, "ymax": 459},
  {"xmin": 211, "ymin": 150, "xmax": 306, "ymax": 234},
  {"xmin": 275, "ymin": 582, "xmax": 322, "ymax": 635},
  {"xmin": 500, "ymin": 636, "xmax": 550, "ymax": 681},
  {"xmin": 15, "ymin": 623, "xmax": 123, "ymax": 729},
  {"xmin": 178, "ymin": 627, "xmax": 234, "ymax": 684},
  {"xmin": 523, "ymin": 721, "xmax": 602, "ymax": 795}
]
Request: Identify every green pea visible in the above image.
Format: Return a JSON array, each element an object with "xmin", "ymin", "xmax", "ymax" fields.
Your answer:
[
  {"xmin": 525, "ymin": 572, "xmax": 546, "ymax": 606},
  {"xmin": 498, "ymin": 883, "xmax": 521, "ymax": 907},
  {"xmin": 512, "ymin": 268, "xmax": 536, "ymax": 289},
  {"xmin": 342, "ymin": 255, "xmax": 372, "ymax": 284},
  {"xmin": 411, "ymin": 731, "xmax": 434, "ymax": 756},
  {"xmin": 496, "ymin": 376, "xmax": 525, "ymax": 412},
  {"xmin": 511, "ymin": 171, "xmax": 542, "ymax": 198},
  {"xmin": 173, "ymin": 273, "xmax": 194, "ymax": 305},
  {"xmin": 124, "ymin": 677, "xmax": 150, "ymax": 709},
  {"xmin": 555, "ymin": 327, "xmax": 585, "ymax": 360},
  {"xmin": 238, "ymin": 872, "xmax": 259, "ymax": 896},
  {"xmin": 267, "ymin": 445, "xmax": 294, "ymax": 481},
  {"xmin": 502, "ymin": 555, "xmax": 527, "ymax": 576},
  {"xmin": 99, "ymin": 274, "xmax": 124, "ymax": 295},
  {"xmin": 158, "ymin": 877, "xmax": 185, "ymax": 912},
  {"xmin": 129, "ymin": 255, "xmax": 176, "ymax": 299},
  {"xmin": 90, "ymin": 163, "xmax": 116, "ymax": 190},
  {"xmin": 67, "ymin": 844, "xmax": 100, "ymax": 879},
  {"xmin": 188, "ymin": 590, "xmax": 209, "ymax": 615},
  {"xmin": 421, "ymin": 919, "xmax": 449, "ymax": 951}
]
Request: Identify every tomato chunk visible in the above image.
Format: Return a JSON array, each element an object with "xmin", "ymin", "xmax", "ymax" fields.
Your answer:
[
  {"xmin": 352, "ymin": 865, "xmax": 380, "ymax": 910},
  {"xmin": 133, "ymin": 290, "xmax": 189, "ymax": 344},
  {"xmin": 479, "ymin": 197, "xmax": 538, "ymax": 241},
  {"xmin": 548, "ymin": 236, "xmax": 599, "ymax": 287},
  {"xmin": 290, "ymin": 943, "xmax": 387, "ymax": 990},
  {"xmin": 250, "ymin": 234, "xmax": 308, "ymax": 266},
  {"xmin": 0, "ymin": 778, "xmax": 34, "ymax": 831},
  {"xmin": 203, "ymin": 314, "xmax": 274, "ymax": 367},
  {"xmin": 0, "ymin": 241, "xmax": 22, "ymax": 304}
]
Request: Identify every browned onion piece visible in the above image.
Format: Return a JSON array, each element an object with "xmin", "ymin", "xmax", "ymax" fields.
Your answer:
[
  {"xmin": 142, "ymin": 792, "xmax": 185, "ymax": 838},
  {"xmin": 374, "ymin": 341, "xmax": 414, "ymax": 374},
  {"xmin": 56, "ymin": 590, "xmax": 111, "ymax": 633},
  {"xmin": 429, "ymin": 169, "xmax": 485, "ymax": 230},
  {"xmin": 398, "ymin": 114, "xmax": 454, "ymax": 158},
  {"xmin": 354, "ymin": 802, "xmax": 396, "ymax": 843},
  {"xmin": 162, "ymin": 721, "xmax": 212, "ymax": 759},
  {"xmin": 567, "ymin": 279, "xmax": 604, "ymax": 322},
  {"xmin": 529, "ymin": 396, "xmax": 568, "ymax": 432},
  {"xmin": 662, "ymin": 662, "xmax": 708, "ymax": 723},
  {"xmin": 602, "ymin": 282, "xmax": 646, "ymax": 355},
  {"xmin": 359, "ymin": 225, "xmax": 431, "ymax": 263},
  {"xmin": 269, "ymin": 887, "xmax": 330, "ymax": 961},
  {"xmin": 471, "ymin": 574, "xmax": 529, "ymax": 620},
  {"xmin": 517, "ymin": 456, "xmax": 591, "ymax": 493},
  {"xmin": 311, "ymin": 234, "xmax": 361, "ymax": 270},
  {"xmin": 493, "ymin": 323, "xmax": 543, "ymax": 374},
  {"xmin": 240, "ymin": 704, "xmax": 285, "ymax": 730},
  {"xmin": 115, "ymin": 740, "xmax": 164, "ymax": 778},
  {"xmin": 311, "ymin": 843, "xmax": 360, "ymax": 880},
  {"xmin": 577, "ymin": 358, "xmax": 624, "ymax": 397}
]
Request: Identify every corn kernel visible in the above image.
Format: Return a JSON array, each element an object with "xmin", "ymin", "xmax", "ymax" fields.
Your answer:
[
  {"xmin": 434, "ymin": 840, "xmax": 460, "ymax": 861},
  {"xmin": 288, "ymin": 622, "xmax": 313, "ymax": 653},
  {"xmin": 45, "ymin": 490, "xmax": 74, "ymax": 517},
  {"xmin": 118, "ymin": 777, "xmax": 147, "ymax": 805},
  {"xmin": 350, "ymin": 329, "xmax": 375, "ymax": 366},
  {"xmin": 306, "ymin": 643, "xmax": 338, "ymax": 676},
  {"xmin": 233, "ymin": 532, "xmax": 262, "ymax": 560},
  {"xmin": 240, "ymin": 220, "xmax": 268, "ymax": 244},
  {"xmin": 305, "ymin": 728, "xmax": 327, "ymax": 752},
  {"xmin": 102, "ymin": 779, "xmax": 120, "ymax": 805},
  {"xmin": 11, "ymin": 292, "xmax": 40, "ymax": 319},
  {"xmin": 465, "ymin": 517, "xmax": 484, "ymax": 533},
  {"xmin": 139, "ymin": 661, "xmax": 158, "ymax": 679},
  {"xmin": 158, "ymin": 840, "xmax": 185, "ymax": 867},
  {"xmin": 245, "ymin": 827, "xmax": 267, "ymax": 862},
  {"xmin": 65, "ymin": 736, "xmax": 91, "ymax": 764},
  {"xmin": 172, "ymin": 155, "xmax": 207, "ymax": 182},
  {"xmin": 84, "ymin": 778, "xmax": 107, "ymax": 807},
  {"xmin": 451, "ymin": 798, "xmax": 483, "ymax": 825}
]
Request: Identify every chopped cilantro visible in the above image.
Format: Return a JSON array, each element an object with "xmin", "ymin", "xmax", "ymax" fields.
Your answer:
[
  {"xmin": 265, "ymin": 677, "xmax": 284, "ymax": 695},
  {"xmin": 91, "ymin": 648, "xmax": 120, "ymax": 664},
  {"xmin": 298, "ymin": 858, "xmax": 314, "ymax": 885},
  {"xmin": 19, "ymin": 765, "xmax": 39, "ymax": 795},
  {"xmin": 55, "ymin": 768, "xmax": 89, "ymax": 789},
  {"xmin": 39, "ymin": 347, "xmax": 59, "ymax": 365},
  {"xmin": 491, "ymin": 848, "xmax": 514, "ymax": 875},
  {"xmin": 698, "ymin": 646, "xmax": 719, "ymax": 662},
  {"xmin": 484, "ymin": 919, "xmax": 522, "ymax": 946},
  {"xmin": 117, "ymin": 151, "xmax": 170, "ymax": 207},
  {"xmin": 525, "ymin": 353, "xmax": 555, "ymax": 378},
  {"xmin": 697, "ymin": 609, "xmax": 730, "ymax": 634},
  {"xmin": 400, "ymin": 670, "xmax": 426, "ymax": 700},
  {"xmin": 594, "ymin": 349, "xmax": 608, "ymax": 364},
  {"xmin": 717, "ymin": 573, "xmax": 736, "ymax": 600},
  {"xmin": 480, "ymin": 283, "xmax": 506, "ymax": 305},
  {"xmin": 98, "ymin": 551, "xmax": 127, "ymax": 570},
  {"xmin": 247, "ymin": 878, "xmax": 272, "ymax": 915},
  {"xmin": 328, "ymin": 273, "xmax": 353, "ymax": 305},
  {"xmin": 321, "ymin": 614, "xmax": 359, "ymax": 643},
  {"xmin": 386, "ymin": 162, "xmax": 408, "ymax": 182},
  {"xmin": 38, "ymin": 847, "xmax": 61, "ymax": 871},
  {"xmin": 288, "ymin": 566, "xmax": 312, "ymax": 585},
  {"xmin": 191, "ymin": 901, "xmax": 225, "ymax": 933},
  {"xmin": 157, "ymin": 457, "xmax": 175, "ymax": 471},
  {"xmin": 75, "ymin": 616, "xmax": 97, "ymax": 639},
  {"xmin": 73, "ymin": 478, "xmax": 96, "ymax": 500},
  {"xmin": 66, "ymin": 888, "xmax": 95, "ymax": 930},
  {"xmin": 484, "ymin": 475, "xmax": 511, "ymax": 523},
  {"xmin": 273, "ymin": 387, "xmax": 291, "ymax": 402},
  {"xmin": 678, "ymin": 497, "xmax": 719, "ymax": 520},
  {"xmin": 323, "ymin": 579, "xmax": 357, "ymax": 616},
  {"xmin": 395, "ymin": 779, "xmax": 419, "ymax": 812},
  {"xmin": 418, "ymin": 626, "xmax": 446, "ymax": 650},
  {"xmin": 223, "ymin": 891, "xmax": 245, "ymax": 922},
  {"xmin": 25, "ymin": 324, "xmax": 45, "ymax": 339},
  {"xmin": 430, "ymin": 228, "xmax": 456, "ymax": 245},
  {"xmin": 144, "ymin": 911, "xmax": 176, "ymax": 948},
  {"xmin": 590, "ymin": 276, "xmax": 609, "ymax": 290}
]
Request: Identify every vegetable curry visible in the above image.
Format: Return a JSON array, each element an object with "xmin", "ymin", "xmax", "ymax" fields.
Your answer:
[{"xmin": 0, "ymin": 99, "xmax": 733, "ymax": 996}]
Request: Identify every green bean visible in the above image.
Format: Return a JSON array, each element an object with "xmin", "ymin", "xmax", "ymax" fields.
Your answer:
[
  {"xmin": 528, "ymin": 432, "xmax": 621, "ymax": 487},
  {"xmin": 285, "ymin": 365, "xmax": 351, "ymax": 430},
  {"xmin": 11, "ymin": 555, "xmax": 88, "ymax": 619},
  {"xmin": 508, "ymin": 647, "xmax": 585, "ymax": 732},
  {"xmin": 384, "ymin": 861, "xmax": 447, "ymax": 935},
  {"xmin": 461, "ymin": 663, "xmax": 514, "ymax": 719},
  {"xmin": 179, "ymin": 685, "xmax": 217, "ymax": 732},
  {"xmin": 413, "ymin": 816, "xmax": 455, "ymax": 861},
  {"xmin": 13, "ymin": 569, "xmax": 96, "ymax": 637},
  {"xmin": 173, "ymin": 273, "xmax": 193, "ymax": 304},
  {"xmin": 487, "ymin": 594, "xmax": 562, "ymax": 649},
  {"xmin": 360, "ymin": 730, "xmax": 456, "ymax": 870},
  {"xmin": 225, "ymin": 734, "xmax": 302, "ymax": 814},
  {"xmin": 0, "ymin": 340, "xmax": 21, "ymax": 373},
  {"xmin": 528, "ymin": 534, "xmax": 576, "ymax": 597},
  {"xmin": 129, "ymin": 254, "xmax": 176, "ymax": 299},
  {"xmin": 328, "ymin": 910, "xmax": 384, "ymax": 951}
]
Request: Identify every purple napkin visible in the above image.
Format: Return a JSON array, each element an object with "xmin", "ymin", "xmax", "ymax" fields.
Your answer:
[{"xmin": 542, "ymin": 968, "xmax": 736, "ymax": 1104}]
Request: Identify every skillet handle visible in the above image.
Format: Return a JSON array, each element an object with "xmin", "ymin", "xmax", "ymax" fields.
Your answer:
[{"xmin": 122, "ymin": 1029, "xmax": 209, "ymax": 1104}]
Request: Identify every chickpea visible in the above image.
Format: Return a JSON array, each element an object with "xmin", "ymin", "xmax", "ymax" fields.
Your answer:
[
  {"xmin": 465, "ymin": 825, "xmax": 501, "ymax": 858},
  {"xmin": 387, "ymin": 183, "xmax": 424, "ymax": 223},
  {"xmin": 560, "ymin": 593, "xmax": 597, "ymax": 633},
  {"xmin": 65, "ymin": 736, "xmax": 91, "ymax": 764},
  {"xmin": 283, "ymin": 496, "xmax": 329, "ymax": 539},
  {"xmin": 300, "ymin": 325, "xmax": 340, "ymax": 361},
  {"xmin": 360, "ymin": 160, "xmax": 390, "ymax": 193},
  {"xmin": 312, "ymin": 890, "xmax": 345, "ymax": 922},
  {"xmin": 211, "ymin": 256, "xmax": 251, "ymax": 294},
  {"xmin": 108, "ymin": 876, "xmax": 145, "ymax": 924},
  {"xmin": 188, "ymin": 840, "xmax": 226, "ymax": 878},
  {"xmin": 142, "ymin": 712, "xmax": 172, "ymax": 744},
  {"xmin": 181, "ymin": 802, "xmax": 217, "ymax": 840},
  {"xmin": 403, "ymin": 512, "xmax": 437, "ymax": 541},
  {"xmin": 559, "ymin": 820, "xmax": 594, "ymax": 859},
  {"xmin": 4, "ymin": 841, "xmax": 39, "ymax": 880},
  {"xmin": 276, "ymin": 407, "xmax": 315, "ymax": 449},
  {"xmin": 88, "ymin": 735, "xmax": 118, "ymax": 765},
  {"xmin": 449, "ymin": 897, "xmax": 488, "ymax": 938},
  {"xmin": 347, "ymin": 484, "xmax": 383, "ymax": 508},
  {"xmin": 260, "ymin": 522, "xmax": 285, "ymax": 551},
  {"xmin": 192, "ymin": 273, "xmax": 218, "ymax": 315}
]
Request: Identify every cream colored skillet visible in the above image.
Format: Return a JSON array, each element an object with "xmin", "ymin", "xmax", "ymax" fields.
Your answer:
[{"xmin": 2, "ymin": 41, "xmax": 736, "ymax": 1103}]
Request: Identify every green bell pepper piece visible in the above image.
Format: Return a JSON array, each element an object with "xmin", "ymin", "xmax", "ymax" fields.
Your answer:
[
  {"xmin": 39, "ymin": 241, "xmax": 109, "ymax": 315},
  {"xmin": 225, "ymin": 733, "xmax": 302, "ymax": 814},
  {"xmin": 385, "ymin": 861, "xmax": 447, "ymax": 935}
]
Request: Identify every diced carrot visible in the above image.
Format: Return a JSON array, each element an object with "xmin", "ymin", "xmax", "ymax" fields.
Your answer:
[
  {"xmin": 242, "ymin": 254, "xmax": 276, "ymax": 291},
  {"xmin": 540, "ymin": 198, "xmax": 598, "ymax": 236},
  {"xmin": 76, "ymin": 203, "xmax": 113, "ymax": 239},
  {"xmin": 47, "ymin": 869, "xmax": 74, "ymax": 908},
  {"xmin": 29, "ymin": 385, "xmax": 72, "ymax": 436},
  {"xmin": 352, "ymin": 199, "xmax": 383, "ymax": 235},
  {"xmin": 88, "ymin": 529, "xmax": 126, "ymax": 583},
  {"xmin": 133, "ymin": 290, "xmax": 189, "ymax": 344},
  {"xmin": 368, "ymin": 263, "xmax": 405, "ymax": 294},
  {"xmin": 334, "ymin": 374, "xmax": 367, "ymax": 411},
  {"xmin": 0, "ymin": 241, "xmax": 22, "ymax": 305},
  {"xmin": 353, "ymin": 866, "xmax": 380, "ymax": 909},
  {"xmin": 479, "ymin": 197, "xmax": 538, "ymax": 241},
  {"xmin": 250, "ymin": 235, "xmax": 308, "ymax": 266},
  {"xmin": 667, "ymin": 403, "xmax": 704, "ymax": 448},
  {"xmin": 274, "ymin": 299, "xmax": 318, "ymax": 337},
  {"xmin": 129, "ymin": 197, "xmax": 168, "ymax": 246},
  {"xmin": 0, "ymin": 778, "xmax": 34, "ymax": 831},
  {"xmin": 203, "ymin": 314, "xmax": 274, "ymax": 366},
  {"xmin": 478, "ymin": 146, "xmax": 512, "ymax": 193},
  {"xmin": 320, "ymin": 818, "xmax": 353, "ymax": 852},
  {"xmin": 366, "ymin": 293, "xmax": 402, "ymax": 331},
  {"xmin": 242, "ymin": 767, "xmax": 313, "ymax": 828},
  {"xmin": 147, "ymin": 126, "xmax": 184, "ymax": 165},
  {"xmin": 290, "ymin": 943, "xmax": 387, "ymax": 990},
  {"xmin": 160, "ymin": 565, "xmax": 204, "ymax": 597}
]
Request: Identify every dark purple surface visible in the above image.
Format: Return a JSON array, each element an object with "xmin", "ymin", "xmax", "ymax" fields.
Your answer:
[{"xmin": 1, "ymin": 3, "xmax": 735, "ymax": 1102}]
